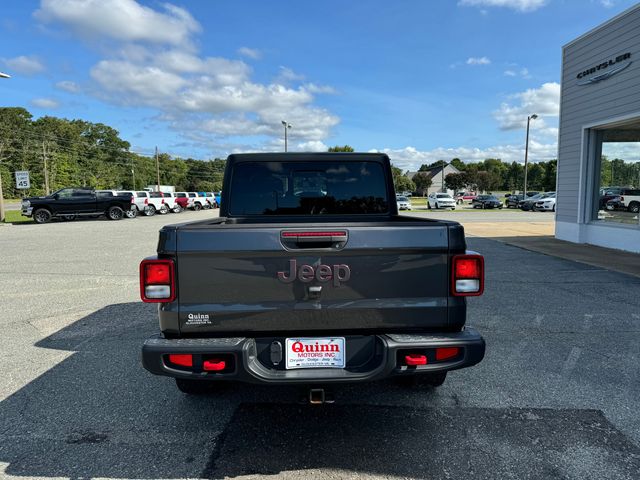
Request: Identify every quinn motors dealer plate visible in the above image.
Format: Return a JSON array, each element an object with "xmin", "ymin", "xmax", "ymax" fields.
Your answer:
[{"xmin": 285, "ymin": 337, "xmax": 345, "ymax": 369}]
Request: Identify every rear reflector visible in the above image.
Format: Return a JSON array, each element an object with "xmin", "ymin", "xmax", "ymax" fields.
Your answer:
[
  {"xmin": 435, "ymin": 347, "xmax": 460, "ymax": 361},
  {"xmin": 140, "ymin": 258, "xmax": 175, "ymax": 302},
  {"xmin": 203, "ymin": 359, "xmax": 226, "ymax": 371},
  {"xmin": 404, "ymin": 354, "xmax": 427, "ymax": 366},
  {"xmin": 452, "ymin": 254, "xmax": 484, "ymax": 296},
  {"xmin": 168, "ymin": 354, "xmax": 192, "ymax": 367}
]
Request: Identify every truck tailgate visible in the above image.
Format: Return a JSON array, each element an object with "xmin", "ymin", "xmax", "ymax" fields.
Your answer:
[{"xmin": 175, "ymin": 223, "xmax": 452, "ymax": 334}]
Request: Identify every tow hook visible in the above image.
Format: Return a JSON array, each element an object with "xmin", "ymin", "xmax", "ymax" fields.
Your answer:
[{"xmin": 308, "ymin": 388, "xmax": 334, "ymax": 405}]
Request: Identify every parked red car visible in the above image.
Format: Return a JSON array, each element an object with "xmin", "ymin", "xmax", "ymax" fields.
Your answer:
[{"xmin": 456, "ymin": 191, "xmax": 477, "ymax": 204}]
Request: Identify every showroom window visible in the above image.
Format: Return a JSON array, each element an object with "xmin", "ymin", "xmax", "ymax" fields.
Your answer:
[{"xmin": 591, "ymin": 121, "xmax": 640, "ymax": 227}]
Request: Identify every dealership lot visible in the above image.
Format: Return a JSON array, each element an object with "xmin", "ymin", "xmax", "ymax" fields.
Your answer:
[{"xmin": 1, "ymin": 211, "xmax": 639, "ymax": 479}]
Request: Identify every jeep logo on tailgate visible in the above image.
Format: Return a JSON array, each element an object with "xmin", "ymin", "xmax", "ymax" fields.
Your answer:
[{"xmin": 277, "ymin": 259, "xmax": 351, "ymax": 286}]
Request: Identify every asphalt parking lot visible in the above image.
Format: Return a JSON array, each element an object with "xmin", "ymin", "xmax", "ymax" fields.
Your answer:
[{"xmin": 1, "ymin": 210, "xmax": 639, "ymax": 479}]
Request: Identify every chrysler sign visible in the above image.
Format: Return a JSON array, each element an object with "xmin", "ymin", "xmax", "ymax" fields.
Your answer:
[{"xmin": 576, "ymin": 52, "xmax": 632, "ymax": 85}]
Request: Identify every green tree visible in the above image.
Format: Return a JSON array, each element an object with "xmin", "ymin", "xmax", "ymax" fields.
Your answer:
[
  {"xmin": 327, "ymin": 145, "xmax": 354, "ymax": 152},
  {"xmin": 412, "ymin": 172, "xmax": 432, "ymax": 195},
  {"xmin": 444, "ymin": 172, "xmax": 468, "ymax": 192}
]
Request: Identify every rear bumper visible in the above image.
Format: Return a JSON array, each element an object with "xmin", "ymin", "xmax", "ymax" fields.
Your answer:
[{"xmin": 141, "ymin": 328, "xmax": 485, "ymax": 384}]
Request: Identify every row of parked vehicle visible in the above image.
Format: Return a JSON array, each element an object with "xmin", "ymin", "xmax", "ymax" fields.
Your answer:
[
  {"xmin": 21, "ymin": 187, "xmax": 221, "ymax": 224},
  {"xmin": 599, "ymin": 187, "xmax": 640, "ymax": 213}
]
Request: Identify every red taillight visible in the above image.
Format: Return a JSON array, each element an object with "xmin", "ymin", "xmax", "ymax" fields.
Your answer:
[
  {"xmin": 203, "ymin": 359, "xmax": 226, "ymax": 371},
  {"xmin": 404, "ymin": 354, "xmax": 427, "ymax": 366},
  {"xmin": 436, "ymin": 347, "xmax": 460, "ymax": 361},
  {"xmin": 620, "ymin": 196, "xmax": 624, "ymax": 201},
  {"xmin": 168, "ymin": 354, "xmax": 192, "ymax": 367},
  {"xmin": 144, "ymin": 197, "xmax": 148, "ymax": 205},
  {"xmin": 140, "ymin": 258, "xmax": 175, "ymax": 302},
  {"xmin": 281, "ymin": 231, "xmax": 347, "ymax": 237},
  {"xmin": 452, "ymin": 254, "xmax": 484, "ymax": 296},
  {"xmin": 131, "ymin": 196, "xmax": 135, "ymax": 204}
]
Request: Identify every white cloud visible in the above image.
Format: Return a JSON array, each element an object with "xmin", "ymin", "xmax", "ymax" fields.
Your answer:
[
  {"xmin": 37, "ymin": 0, "xmax": 340, "ymax": 150},
  {"xmin": 55, "ymin": 80, "xmax": 80, "ymax": 92},
  {"xmin": 35, "ymin": 0, "xmax": 200, "ymax": 46},
  {"xmin": 2, "ymin": 55, "xmax": 45, "ymax": 75},
  {"xmin": 459, "ymin": 0, "xmax": 547, "ymax": 12},
  {"xmin": 31, "ymin": 97, "xmax": 60, "ymax": 109},
  {"xmin": 493, "ymin": 82, "xmax": 560, "ymax": 136},
  {"xmin": 237, "ymin": 47, "xmax": 261, "ymax": 60},
  {"xmin": 466, "ymin": 56, "xmax": 491, "ymax": 65},
  {"xmin": 503, "ymin": 66, "xmax": 531, "ymax": 78},
  {"xmin": 370, "ymin": 141, "xmax": 557, "ymax": 172},
  {"xmin": 297, "ymin": 140, "xmax": 328, "ymax": 152},
  {"xmin": 600, "ymin": 0, "xmax": 615, "ymax": 8},
  {"xmin": 276, "ymin": 66, "xmax": 305, "ymax": 83}
]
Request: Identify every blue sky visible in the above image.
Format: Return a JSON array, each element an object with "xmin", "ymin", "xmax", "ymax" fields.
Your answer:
[{"xmin": 1, "ymin": 0, "xmax": 638, "ymax": 170}]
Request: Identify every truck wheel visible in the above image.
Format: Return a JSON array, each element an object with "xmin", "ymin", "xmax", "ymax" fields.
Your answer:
[
  {"xmin": 107, "ymin": 206, "xmax": 124, "ymax": 220},
  {"xmin": 159, "ymin": 204, "xmax": 169, "ymax": 214},
  {"xmin": 175, "ymin": 378, "xmax": 217, "ymax": 395},
  {"xmin": 172, "ymin": 205, "xmax": 183, "ymax": 213},
  {"xmin": 629, "ymin": 202, "xmax": 640, "ymax": 214},
  {"xmin": 33, "ymin": 208, "xmax": 52, "ymax": 224},
  {"xmin": 125, "ymin": 209, "xmax": 137, "ymax": 218},
  {"xmin": 145, "ymin": 205, "xmax": 156, "ymax": 216},
  {"xmin": 193, "ymin": 203, "xmax": 202, "ymax": 211}
]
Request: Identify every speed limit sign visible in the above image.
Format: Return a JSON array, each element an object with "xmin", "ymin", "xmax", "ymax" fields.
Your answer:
[{"xmin": 15, "ymin": 171, "xmax": 30, "ymax": 189}]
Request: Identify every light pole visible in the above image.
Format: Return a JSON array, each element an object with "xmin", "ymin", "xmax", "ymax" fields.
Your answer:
[
  {"xmin": 523, "ymin": 114, "xmax": 538, "ymax": 199},
  {"xmin": 281, "ymin": 120, "xmax": 292, "ymax": 152}
]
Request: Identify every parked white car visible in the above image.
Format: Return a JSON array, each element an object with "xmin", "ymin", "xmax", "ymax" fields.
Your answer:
[
  {"xmin": 188, "ymin": 192, "xmax": 206, "ymax": 211},
  {"xmin": 396, "ymin": 196, "xmax": 412, "ymax": 210},
  {"xmin": 161, "ymin": 192, "xmax": 184, "ymax": 213},
  {"xmin": 117, "ymin": 190, "xmax": 151, "ymax": 217},
  {"xmin": 428, "ymin": 192, "xmax": 456, "ymax": 210},
  {"xmin": 534, "ymin": 193, "xmax": 557, "ymax": 212},
  {"xmin": 148, "ymin": 191, "xmax": 169, "ymax": 215},
  {"xmin": 176, "ymin": 192, "xmax": 194, "ymax": 209}
]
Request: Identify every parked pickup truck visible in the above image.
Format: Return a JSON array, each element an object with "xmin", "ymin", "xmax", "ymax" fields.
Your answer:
[
  {"xmin": 22, "ymin": 187, "xmax": 134, "ymax": 223},
  {"xmin": 141, "ymin": 153, "xmax": 486, "ymax": 400}
]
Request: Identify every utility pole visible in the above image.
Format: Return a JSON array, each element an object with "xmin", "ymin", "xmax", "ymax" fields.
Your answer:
[
  {"xmin": 155, "ymin": 146, "xmax": 160, "ymax": 192},
  {"xmin": 131, "ymin": 167, "xmax": 136, "ymax": 190},
  {"xmin": 42, "ymin": 141, "xmax": 50, "ymax": 195},
  {"xmin": 0, "ymin": 168, "xmax": 5, "ymax": 223},
  {"xmin": 523, "ymin": 114, "xmax": 537, "ymax": 198}
]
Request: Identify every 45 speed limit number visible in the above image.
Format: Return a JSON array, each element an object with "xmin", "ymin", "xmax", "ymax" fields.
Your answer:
[{"xmin": 15, "ymin": 171, "xmax": 30, "ymax": 189}]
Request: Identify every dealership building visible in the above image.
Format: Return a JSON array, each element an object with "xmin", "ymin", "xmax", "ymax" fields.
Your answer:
[{"xmin": 556, "ymin": 4, "xmax": 640, "ymax": 253}]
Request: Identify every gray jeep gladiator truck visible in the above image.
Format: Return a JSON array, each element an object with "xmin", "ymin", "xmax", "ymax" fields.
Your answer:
[{"xmin": 141, "ymin": 153, "xmax": 485, "ymax": 400}]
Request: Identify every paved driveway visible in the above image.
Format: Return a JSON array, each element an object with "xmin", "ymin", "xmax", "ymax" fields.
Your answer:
[{"xmin": 0, "ymin": 213, "xmax": 638, "ymax": 479}]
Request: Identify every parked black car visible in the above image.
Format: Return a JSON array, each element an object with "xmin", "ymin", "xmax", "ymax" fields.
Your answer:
[
  {"xmin": 21, "ymin": 187, "xmax": 135, "ymax": 224},
  {"xmin": 505, "ymin": 194, "xmax": 523, "ymax": 208},
  {"xmin": 472, "ymin": 195, "xmax": 503, "ymax": 209},
  {"xmin": 605, "ymin": 196, "xmax": 625, "ymax": 211}
]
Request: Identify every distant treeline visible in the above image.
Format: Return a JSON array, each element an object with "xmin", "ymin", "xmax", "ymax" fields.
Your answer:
[{"xmin": 0, "ymin": 108, "xmax": 225, "ymax": 198}]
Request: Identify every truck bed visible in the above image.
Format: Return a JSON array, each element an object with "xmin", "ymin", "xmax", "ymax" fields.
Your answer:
[{"xmin": 156, "ymin": 215, "xmax": 467, "ymax": 337}]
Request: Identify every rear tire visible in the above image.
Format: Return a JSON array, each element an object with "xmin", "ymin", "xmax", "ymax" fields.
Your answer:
[
  {"xmin": 33, "ymin": 208, "xmax": 52, "ymax": 224},
  {"xmin": 125, "ymin": 208, "xmax": 137, "ymax": 218},
  {"xmin": 107, "ymin": 206, "xmax": 124, "ymax": 220},
  {"xmin": 172, "ymin": 205, "xmax": 183, "ymax": 213},
  {"xmin": 175, "ymin": 378, "xmax": 217, "ymax": 395},
  {"xmin": 159, "ymin": 204, "xmax": 169, "ymax": 214},
  {"xmin": 629, "ymin": 202, "xmax": 640, "ymax": 214},
  {"xmin": 193, "ymin": 202, "xmax": 202, "ymax": 211},
  {"xmin": 145, "ymin": 205, "xmax": 156, "ymax": 216}
]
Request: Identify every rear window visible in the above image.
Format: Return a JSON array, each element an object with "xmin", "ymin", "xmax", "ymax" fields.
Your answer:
[
  {"xmin": 149, "ymin": 192, "xmax": 163, "ymax": 198},
  {"xmin": 622, "ymin": 189, "xmax": 640, "ymax": 195},
  {"xmin": 436, "ymin": 194, "xmax": 451, "ymax": 198},
  {"xmin": 229, "ymin": 161, "xmax": 389, "ymax": 215},
  {"xmin": 136, "ymin": 191, "xmax": 147, "ymax": 197},
  {"xmin": 176, "ymin": 192, "xmax": 187, "ymax": 198}
]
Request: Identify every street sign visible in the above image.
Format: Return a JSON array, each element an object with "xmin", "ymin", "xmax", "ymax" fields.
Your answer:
[{"xmin": 15, "ymin": 171, "xmax": 30, "ymax": 189}]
